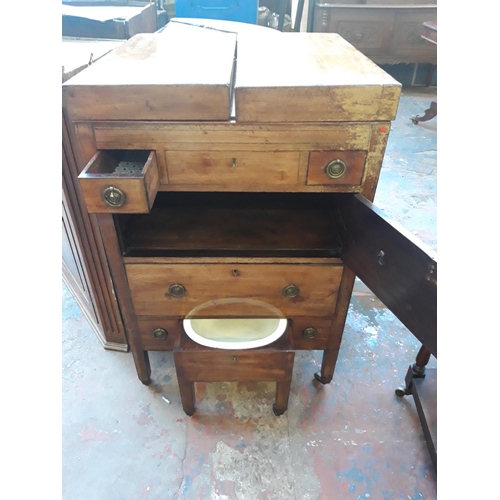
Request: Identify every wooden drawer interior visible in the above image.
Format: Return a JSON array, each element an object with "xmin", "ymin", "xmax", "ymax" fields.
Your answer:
[
  {"xmin": 78, "ymin": 150, "xmax": 158, "ymax": 213},
  {"xmin": 117, "ymin": 192, "xmax": 343, "ymax": 258}
]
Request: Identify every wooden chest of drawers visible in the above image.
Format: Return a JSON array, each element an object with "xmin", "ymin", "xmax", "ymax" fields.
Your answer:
[
  {"xmin": 62, "ymin": 19, "xmax": 436, "ymax": 415},
  {"xmin": 312, "ymin": 2, "xmax": 437, "ymax": 65}
]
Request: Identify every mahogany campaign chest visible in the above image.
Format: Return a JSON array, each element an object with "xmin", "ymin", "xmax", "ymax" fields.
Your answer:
[{"xmin": 62, "ymin": 19, "xmax": 436, "ymax": 415}]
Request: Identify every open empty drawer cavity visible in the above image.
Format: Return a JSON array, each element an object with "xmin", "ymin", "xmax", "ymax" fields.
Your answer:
[
  {"xmin": 78, "ymin": 150, "xmax": 159, "ymax": 213},
  {"xmin": 118, "ymin": 192, "xmax": 344, "ymax": 258}
]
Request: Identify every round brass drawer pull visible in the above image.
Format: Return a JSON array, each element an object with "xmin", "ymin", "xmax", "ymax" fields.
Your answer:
[
  {"xmin": 283, "ymin": 284, "xmax": 300, "ymax": 298},
  {"xmin": 325, "ymin": 159, "xmax": 347, "ymax": 179},
  {"xmin": 152, "ymin": 328, "xmax": 168, "ymax": 340},
  {"xmin": 169, "ymin": 284, "xmax": 186, "ymax": 297},
  {"xmin": 102, "ymin": 186, "xmax": 126, "ymax": 207},
  {"xmin": 302, "ymin": 327, "xmax": 317, "ymax": 339}
]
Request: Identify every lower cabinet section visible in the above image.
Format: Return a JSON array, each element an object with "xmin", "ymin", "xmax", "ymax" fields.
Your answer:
[{"xmin": 136, "ymin": 317, "xmax": 335, "ymax": 352}]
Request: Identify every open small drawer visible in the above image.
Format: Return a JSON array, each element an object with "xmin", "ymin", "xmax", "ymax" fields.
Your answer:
[{"xmin": 78, "ymin": 150, "xmax": 159, "ymax": 214}]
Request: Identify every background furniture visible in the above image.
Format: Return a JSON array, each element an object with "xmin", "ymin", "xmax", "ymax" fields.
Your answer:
[
  {"xmin": 174, "ymin": 0, "xmax": 259, "ymax": 24},
  {"xmin": 62, "ymin": 1, "xmax": 159, "ymax": 39},
  {"xmin": 309, "ymin": 0, "xmax": 437, "ymax": 66},
  {"xmin": 396, "ymin": 345, "xmax": 437, "ymax": 472},
  {"xmin": 63, "ymin": 37, "xmax": 129, "ymax": 351},
  {"xmin": 411, "ymin": 20, "xmax": 437, "ymax": 123}
]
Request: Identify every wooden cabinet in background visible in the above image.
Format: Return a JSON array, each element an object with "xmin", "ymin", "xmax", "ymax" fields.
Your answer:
[
  {"xmin": 312, "ymin": 1, "xmax": 437, "ymax": 65},
  {"xmin": 62, "ymin": 38, "xmax": 128, "ymax": 351}
]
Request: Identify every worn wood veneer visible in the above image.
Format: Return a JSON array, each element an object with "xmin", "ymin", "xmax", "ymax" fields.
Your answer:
[{"xmin": 62, "ymin": 20, "xmax": 434, "ymax": 417}]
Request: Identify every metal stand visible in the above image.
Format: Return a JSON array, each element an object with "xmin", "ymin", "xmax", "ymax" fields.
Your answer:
[{"xmin": 396, "ymin": 346, "xmax": 437, "ymax": 473}]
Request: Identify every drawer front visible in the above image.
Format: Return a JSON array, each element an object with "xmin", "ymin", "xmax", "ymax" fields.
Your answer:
[
  {"xmin": 306, "ymin": 150, "xmax": 367, "ymax": 186},
  {"xmin": 175, "ymin": 349, "xmax": 294, "ymax": 382},
  {"xmin": 137, "ymin": 318, "xmax": 181, "ymax": 351},
  {"xmin": 290, "ymin": 318, "xmax": 333, "ymax": 350},
  {"xmin": 78, "ymin": 150, "xmax": 159, "ymax": 213},
  {"xmin": 165, "ymin": 150, "xmax": 300, "ymax": 186},
  {"xmin": 126, "ymin": 263, "xmax": 343, "ymax": 318},
  {"xmin": 390, "ymin": 12, "xmax": 437, "ymax": 56}
]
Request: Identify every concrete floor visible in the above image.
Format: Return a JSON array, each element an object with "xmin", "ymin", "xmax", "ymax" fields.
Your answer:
[{"xmin": 62, "ymin": 87, "xmax": 437, "ymax": 500}]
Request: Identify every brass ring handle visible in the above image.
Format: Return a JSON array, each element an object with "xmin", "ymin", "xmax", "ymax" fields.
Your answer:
[
  {"xmin": 283, "ymin": 284, "xmax": 300, "ymax": 298},
  {"xmin": 302, "ymin": 327, "xmax": 317, "ymax": 339},
  {"xmin": 102, "ymin": 186, "xmax": 126, "ymax": 207},
  {"xmin": 325, "ymin": 159, "xmax": 347, "ymax": 179},
  {"xmin": 152, "ymin": 328, "xmax": 168, "ymax": 340},
  {"xmin": 169, "ymin": 284, "xmax": 186, "ymax": 297}
]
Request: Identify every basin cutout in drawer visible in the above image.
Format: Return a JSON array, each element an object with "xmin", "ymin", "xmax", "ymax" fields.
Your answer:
[
  {"xmin": 183, "ymin": 317, "xmax": 288, "ymax": 350},
  {"xmin": 79, "ymin": 150, "xmax": 159, "ymax": 213},
  {"xmin": 306, "ymin": 150, "xmax": 367, "ymax": 187},
  {"xmin": 165, "ymin": 151, "xmax": 299, "ymax": 186}
]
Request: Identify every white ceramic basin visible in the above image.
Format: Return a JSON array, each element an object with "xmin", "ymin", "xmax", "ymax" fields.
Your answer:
[{"xmin": 182, "ymin": 317, "xmax": 288, "ymax": 350}]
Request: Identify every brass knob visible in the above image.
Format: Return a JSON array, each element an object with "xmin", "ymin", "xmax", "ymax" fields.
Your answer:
[
  {"xmin": 102, "ymin": 186, "xmax": 126, "ymax": 207},
  {"xmin": 325, "ymin": 159, "xmax": 347, "ymax": 179},
  {"xmin": 152, "ymin": 328, "xmax": 168, "ymax": 340},
  {"xmin": 302, "ymin": 327, "xmax": 317, "ymax": 339},
  {"xmin": 283, "ymin": 284, "xmax": 299, "ymax": 298},
  {"xmin": 169, "ymin": 284, "xmax": 186, "ymax": 297}
]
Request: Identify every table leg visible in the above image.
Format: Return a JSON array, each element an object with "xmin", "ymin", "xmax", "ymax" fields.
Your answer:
[
  {"xmin": 273, "ymin": 379, "xmax": 292, "ymax": 416},
  {"xmin": 395, "ymin": 345, "xmax": 431, "ymax": 396},
  {"xmin": 178, "ymin": 378, "xmax": 196, "ymax": 416}
]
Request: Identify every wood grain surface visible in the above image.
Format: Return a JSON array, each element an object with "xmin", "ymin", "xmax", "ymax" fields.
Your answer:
[{"xmin": 63, "ymin": 22, "xmax": 237, "ymax": 121}]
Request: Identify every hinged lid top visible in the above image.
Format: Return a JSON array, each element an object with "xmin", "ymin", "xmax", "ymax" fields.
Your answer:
[
  {"xmin": 63, "ymin": 22, "xmax": 237, "ymax": 121},
  {"xmin": 235, "ymin": 33, "xmax": 401, "ymax": 122},
  {"xmin": 63, "ymin": 20, "xmax": 401, "ymax": 124}
]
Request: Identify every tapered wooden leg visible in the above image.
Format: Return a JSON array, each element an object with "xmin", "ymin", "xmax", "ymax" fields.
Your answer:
[
  {"xmin": 314, "ymin": 347, "xmax": 340, "ymax": 384},
  {"xmin": 178, "ymin": 379, "xmax": 196, "ymax": 416},
  {"xmin": 131, "ymin": 349, "xmax": 151, "ymax": 385},
  {"xmin": 314, "ymin": 267, "xmax": 355, "ymax": 385},
  {"xmin": 273, "ymin": 379, "xmax": 292, "ymax": 416}
]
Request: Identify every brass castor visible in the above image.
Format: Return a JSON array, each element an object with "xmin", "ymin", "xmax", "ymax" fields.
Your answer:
[
  {"xmin": 313, "ymin": 372, "xmax": 330, "ymax": 385},
  {"xmin": 395, "ymin": 387, "xmax": 408, "ymax": 397}
]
